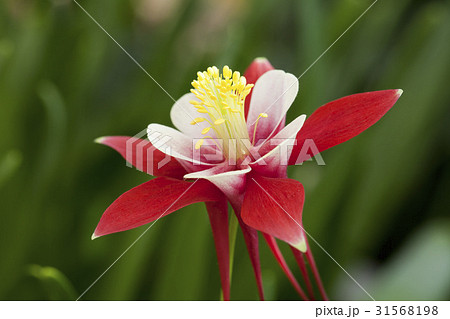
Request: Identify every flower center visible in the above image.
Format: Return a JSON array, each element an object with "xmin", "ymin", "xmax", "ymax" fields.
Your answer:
[{"xmin": 189, "ymin": 66, "xmax": 267, "ymax": 161}]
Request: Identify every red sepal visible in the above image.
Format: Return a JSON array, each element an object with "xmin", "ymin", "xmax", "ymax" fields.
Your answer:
[
  {"xmin": 93, "ymin": 177, "xmax": 222, "ymax": 238},
  {"xmin": 241, "ymin": 175, "xmax": 306, "ymax": 250},
  {"xmin": 289, "ymin": 90, "xmax": 402, "ymax": 164},
  {"xmin": 97, "ymin": 136, "xmax": 186, "ymax": 179}
]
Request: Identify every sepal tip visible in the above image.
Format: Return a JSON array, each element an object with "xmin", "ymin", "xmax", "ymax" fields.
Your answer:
[
  {"xmin": 94, "ymin": 137, "xmax": 106, "ymax": 144},
  {"xmin": 292, "ymin": 238, "xmax": 307, "ymax": 253}
]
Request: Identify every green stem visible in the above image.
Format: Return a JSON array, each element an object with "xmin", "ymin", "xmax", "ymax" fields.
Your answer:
[
  {"xmin": 228, "ymin": 211, "xmax": 239, "ymax": 281},
  {"xmin": 220, "ymin": 211, "xmax": 239, "ymax": 300}
]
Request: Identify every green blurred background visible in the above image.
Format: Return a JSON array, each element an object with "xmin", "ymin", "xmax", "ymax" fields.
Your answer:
[{"xmin": 0, "ymin": 0, "xmax": 449, "ymax": 300}]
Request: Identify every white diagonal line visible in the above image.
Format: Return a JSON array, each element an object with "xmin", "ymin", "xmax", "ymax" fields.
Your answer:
[
  {"xmin": 250, "ymin": 0, "xmax": 379, "ymax": 127},
  {"xmin": 297, "ymin": 0, "xmax": 378, "ymax": 80},
  {"xmin": 76, "ymin": 179, "xmax": 200, "ymax": 301},
  {"xmin": 72, "ymin": 0, "xmax": 177, "ymax": 104},
  {"xmin": 72, "ymin": 0, "xmax": 202, "ymax": 128},
  {"xmin": 251, "ymin": 178, "xmax": 376, "ymax": 301}
]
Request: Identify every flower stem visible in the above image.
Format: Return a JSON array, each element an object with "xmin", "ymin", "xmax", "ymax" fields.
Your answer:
[
  {"xmin": 220, "ymin": 211, "xmax": 239, "ymax": 300},
  {"xmin": 228, "ymin": 211, "xmax": 239, "ymax": 282}
]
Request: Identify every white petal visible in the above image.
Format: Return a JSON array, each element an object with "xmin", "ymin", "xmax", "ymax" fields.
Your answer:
[
  {"xmin": 184, "ymin": 163, "xmax": 251, "ymax": 201},
  {"xmin": 147, "ymin": 123, "xmax": 215, "ymax": 166},
  {"xmin": 247, "ymin": 70, "xmax": 299, "ymax": 145},
  {"xmin": 170, "ymin": 93, "xmax": 216, "ymax": 138},
  {"xmin": 250, "ymin": 114, "xmax": 306, "ymax": 177}
]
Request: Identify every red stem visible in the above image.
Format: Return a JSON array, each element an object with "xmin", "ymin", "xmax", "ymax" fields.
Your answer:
[
  {"xmin": 290, "ymin": 246, "xmax": 315, "ymax": 300},
  {"xmin": 205, "ymin": 200, "xmax": 230, "ymax": 300},
  {"xmin": 264, "ymin": 234, "xmax": 309, "ymax": 300}
]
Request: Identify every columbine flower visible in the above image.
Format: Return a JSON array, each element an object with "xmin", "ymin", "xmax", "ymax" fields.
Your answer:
[{"xmin": 93, "ymin": 58, "xmax": 402, "ymax": 300}]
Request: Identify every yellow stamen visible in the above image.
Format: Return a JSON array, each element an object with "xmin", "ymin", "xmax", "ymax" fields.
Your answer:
[
  {"xmin": 190, "ymin": 117, "xmax": 206, "ymax": 125},
  {"xmin": 195, "ymin": 139, "xmax": 204, "ymax": 150},
  {"xmin": 252, "ymin": 113, "xmax": 269, "ymax": 145},
  {"xmin": 189, "ymin": 100, "xmax": 202, "ymax": 106},
  {"xmin": 223, "ymin": 66, "xmax": 232, "ymax": 79},
  {"xmin": 232, "ymin": 71, "xmax": 240, "ymax": 85},
  {"xmin": 201, "ymin": 127, "xmax": 211, "ymax": 134},
  {"xmin": 188, "ymin": 65, "xmax": 255, "ymax": 160}
]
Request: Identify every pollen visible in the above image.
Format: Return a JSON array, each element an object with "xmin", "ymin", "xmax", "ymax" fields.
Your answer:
[
  {"xmin": 189, "ymin": 65, "xmax": 258, "ymax": 160},
  {"xmin": 190, "ymin": 117, "xmax": 206, "ymax": 125},
  {"xmin": 195, "ymin": 139, "xmax": 204, "ymax": 150},
  {"xmin": 201, "ymin": 127, "xmax": 211, "ymax": 134}
]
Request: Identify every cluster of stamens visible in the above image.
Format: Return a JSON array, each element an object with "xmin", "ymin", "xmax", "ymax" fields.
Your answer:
[{"xmin": 190, "ymin": 66, "xmax": 267, "ymax": 160}]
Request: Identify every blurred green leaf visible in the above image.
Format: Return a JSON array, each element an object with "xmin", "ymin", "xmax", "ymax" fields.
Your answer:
[
  {"xmin": 371, "ymin": 221, "xmax": 450, "ymax": 300},
  {"xmin": 0, "ymin": 150, "xmax": 22, "ymax": 188},
  {"xmin": 334, "ymin": 221, "xmax": 450, "ymax": 300},
  {"xmin": 27, "ymin": 265, "xmax": 78, "ymax": 300}
]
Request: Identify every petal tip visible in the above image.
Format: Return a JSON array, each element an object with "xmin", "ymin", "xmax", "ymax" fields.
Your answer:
[
  {"xmin": 396, "ymin": 89, "xmax": 403, "ymax": 97},
  {"xmin": 292, "ymin": 239, "xmax": 307, "ymax": 253},
  {"xmin": 91, "ymin": 231, "xmax": 100, "ymax": 240},
  {"xmin": 94, "ymin": 137, "xmax": 106, "ymax": 145},
  {"xmin": 255, "ymin": 57, "xmax": 269, "ymax": 63}
]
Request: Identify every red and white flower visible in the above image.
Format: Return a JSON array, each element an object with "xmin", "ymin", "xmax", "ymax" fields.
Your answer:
[{"xmin": 93, "ymin": 58, "xmax": 402, "ymax": 300}]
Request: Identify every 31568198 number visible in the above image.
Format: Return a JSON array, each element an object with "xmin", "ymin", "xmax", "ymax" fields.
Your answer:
[{"xmin": 376, "ymin": 306, "xmax": 438, "ymax": 316}]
